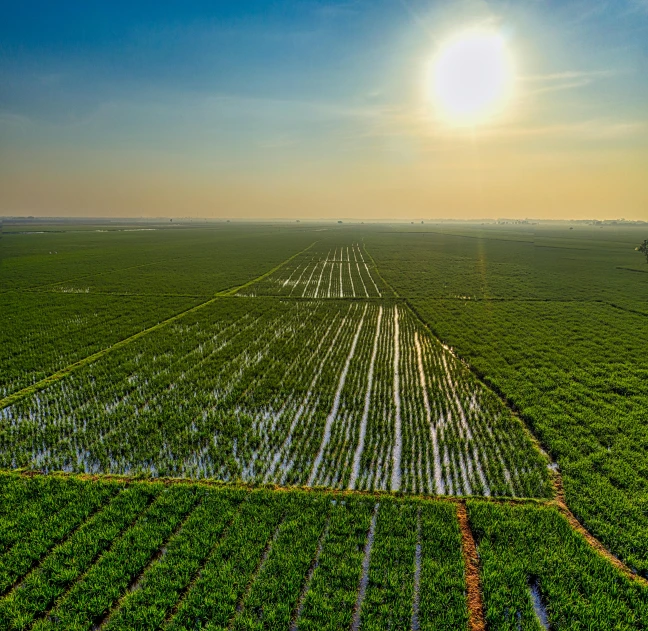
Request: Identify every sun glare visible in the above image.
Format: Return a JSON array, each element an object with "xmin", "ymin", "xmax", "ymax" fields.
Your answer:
[{"xmin": 431, "ymin": 29, "xmax": 514, "ymax": 126}]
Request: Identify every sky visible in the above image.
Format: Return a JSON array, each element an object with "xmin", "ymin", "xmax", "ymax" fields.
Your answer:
[{"xmin": 1, "ymin": 0, "xmax": 647, "ymax": 221}]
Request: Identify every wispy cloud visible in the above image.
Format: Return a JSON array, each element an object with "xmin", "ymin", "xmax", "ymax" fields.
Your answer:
[{"xmin": 520, "ymin": 69, "xmax": 620, "ymax": 95}]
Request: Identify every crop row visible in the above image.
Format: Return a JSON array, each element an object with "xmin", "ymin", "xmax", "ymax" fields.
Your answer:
[
  {"xmin": 0, "ymin": 298, "xmax": 549, "ymax": 497},
  {"xmin": 0, "ymin": 474, "xmax": 470, "ymax": 631},
  {"xmin": 238, "ymin": 243, "xmax": 384, "ymax": 298},
  {"xmin": 2, "ymin": 474, "xmax": 647, "ymax": 630}
]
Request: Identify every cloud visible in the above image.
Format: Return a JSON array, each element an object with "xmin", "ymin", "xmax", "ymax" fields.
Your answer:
[{"xmin": 520, "ymin": 69, "xmax": 620, "ymax": 95}]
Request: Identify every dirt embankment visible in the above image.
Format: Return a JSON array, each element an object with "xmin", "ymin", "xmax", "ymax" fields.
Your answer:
[{"xmin": 457, "ymin": 501, "xmax": 487, "ymax": 631}]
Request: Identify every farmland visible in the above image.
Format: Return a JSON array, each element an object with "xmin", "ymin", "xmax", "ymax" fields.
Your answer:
[
  {"xmin": 0, "ymin": 473, "xmax": 646, "ymax": 630},
  {"xmin": 0, "ymin": 296, "xmax": 549, "ymax": 497},
  {"xmin": 1, "ymin": 221, "xmax": 648, "ymax": 627},
  {"xmin": 238, "ymin": 242, "xmax": 386, "ymax": 298},
  {"xmin": 366, "ymin": 225, "xmax": 648, "ymax": 574}
]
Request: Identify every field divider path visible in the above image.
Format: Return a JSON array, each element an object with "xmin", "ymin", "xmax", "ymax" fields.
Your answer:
[
  {"xmin": 551, "ymin": 472, "xmax": 648, "ymax": 587},
  {"xmin": 457, "ymin": 502, "xmax": 486, "ymax": 631},
  {"xmin": 0, "ymin": 241, "xmax": 318, "ymax": 412}
]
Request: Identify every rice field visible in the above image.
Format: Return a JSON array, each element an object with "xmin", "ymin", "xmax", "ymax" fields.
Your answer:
[
  {"xmin": 237, "ymin": 243, "xmax": 385, "ymax": 298},
  {"xmin": 4, "ymin": 224, "xmax": 648, "ymax": 628},
  {"xmin": 0, "ymin": 298, "xmax": 549, "ymax": 498},
  {"xmin": 1, "ymin": 473, "xmax": 646, "ymax": 631},
  {"xmin": 0, "ymin": 474, "xmax": 468, "ymax": 631}
]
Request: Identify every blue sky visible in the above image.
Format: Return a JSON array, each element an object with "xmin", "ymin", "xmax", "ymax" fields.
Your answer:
[{"xmin": 1, "ymin": 0, "xmax": 647, "ymax": 219}]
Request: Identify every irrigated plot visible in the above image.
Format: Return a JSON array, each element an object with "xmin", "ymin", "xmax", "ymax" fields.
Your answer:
[
  {"xmin": 238, "ymin": 242, "xmax": 386, "ymax": 298},
  {"xmin": 0, "ymin": 292, "xmax": 200, "ymax": 398},
  {"xmin": 0, "ymin": 298, "xmax": 550, "ymax": 497}
]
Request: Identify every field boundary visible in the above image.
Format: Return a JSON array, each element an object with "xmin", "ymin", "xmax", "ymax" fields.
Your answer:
[
  {"xmin": 457, "ymin": 502, "xmax": 486, "ymax": 631},
  {"xmin": 550, "ymin": 473, "xmax": 648, "ymax": 587},
  {"xmin": 230, "ymin": 240, "xmax": 317, "ymax": 296},
  {"xmin": 0, "ymin": 241, "xmax": 318, "ymax": 411},
  {"xmin": 5, "ymin": 468, "xmax": 549, "ymax": 505}
]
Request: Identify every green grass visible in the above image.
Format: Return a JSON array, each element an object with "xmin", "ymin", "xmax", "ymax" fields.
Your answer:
[
  {"xmin": 0, "ymin": 484, "xmax": 158, "ymax": 630},
  {"xmin": 2, "ymin": 473, "xmax": 645, "ymax": 629}
]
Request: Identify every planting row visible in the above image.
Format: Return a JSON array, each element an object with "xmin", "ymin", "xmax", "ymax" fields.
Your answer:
[
  {"xmin": 1, "ymin": 474, "xmax": 647, "ymax": 630},
  {"xmin": 0, "ymin": 475, "xmax": 467, "ymax": 631},
  {"xmin": 0, "ymin": 299, "xmax": 550, "ymax": 497},
  {"xmin": 238, "ymin": 243, "xmax": 385, "ymax": 298}
]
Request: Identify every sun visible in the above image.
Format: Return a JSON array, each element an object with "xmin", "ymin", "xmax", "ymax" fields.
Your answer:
[{"xmin": 430, "ymin": 29, "xmax": 515, "ymax": 126}]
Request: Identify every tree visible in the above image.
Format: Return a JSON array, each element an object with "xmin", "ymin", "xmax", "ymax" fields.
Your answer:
[{"xmin": 636, "ymin": 240, "xmax": 648, "ymax": 263}]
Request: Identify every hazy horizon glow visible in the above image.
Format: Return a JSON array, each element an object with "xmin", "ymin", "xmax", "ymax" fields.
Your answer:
[{"xmin": 1, "ymin": 1, "xmax": 647, "ymax": 221}]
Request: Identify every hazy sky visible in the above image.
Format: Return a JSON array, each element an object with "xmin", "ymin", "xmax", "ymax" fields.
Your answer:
[{"xmin": 1, "ymin": 0, "xmax": 647, "ymax": 220}]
